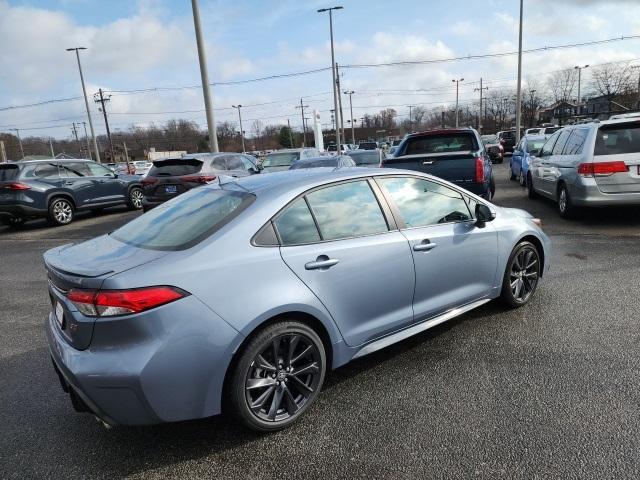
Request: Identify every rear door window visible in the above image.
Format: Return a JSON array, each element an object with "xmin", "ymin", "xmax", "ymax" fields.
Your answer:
[
  {"xmin": 273, "ymin": 198, "xmax": 321, "ymax": 245},
  {"xmin": 404, "ymin": 134, "xmax": 477, "ymax": 155},
  {"xmin": 305, "ymin": 180, "xmax": 388, "ymax": 241},
  {"xmin": 111, "ymin": 188, "xmax": 254, "ymax": 250},
  {"xmin": 225, "ymin": 155, "xmax": 244, "ymax": 171},
  {"xmin": 34, "ymin": 163, "xmax": 60, "ymax": 178},
  {"xmin": 562, "ymin": 129, "xmax": 589, "ymax": 155},
  {"xmin": 595, "ymin": 123, "xmax": 640, "ymax": 155},
  {"xmin": 540, "ymin": 132, "xmax": 560, "ymax": 157},
  {"xmin": 551, "ymin": 130, "xmax": 572, "ymax": 155},
  {"xmin": 148, "ymin": 159, "xmax": 203, "ymax": 177}
]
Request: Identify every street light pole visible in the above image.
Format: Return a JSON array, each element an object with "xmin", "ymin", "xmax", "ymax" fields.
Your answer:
[
  {"xmin": 82, "ymin": 121, "xmax": 92, "ymax": 160},
  {"xmin": 452, "ymin": 78, "xmax": 464, "ymax": 127},
  {"xmin": 574, "ymin": 64, "xmax": 589, "ymax": 115},
  {"xmin": 295, "ymin": 99, "xmax": 310, "ymax": 147},
  {"xmin": 232, "ymin": 105, "xmax": 245, "ymax": 152},
  {"xmin": 344, "ymin": 90, "xmax": 355, "ymax": 145},
  {"xmin": 10, "ymin": 129, "xmax": 24, "ymax": 159},
  {"xmin": 318, "ymin": 6, "xmax": 343, "ymax": 149},
  {"xmin": 515, "ymin": 0, "xmax": 524, "ymax": 143},
  {"xmin": 191, "ymin": 0, "xmax": 218, "ymax": 153},
  {"xmin": 67, "ymin": 47, "xmax": 100, "ymax": 162}
]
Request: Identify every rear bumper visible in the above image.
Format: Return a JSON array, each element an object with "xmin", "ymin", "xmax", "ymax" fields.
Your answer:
[
  {"xmin": 45, "ymin": 295, "xmax": 243, "ymax": 426},
  {"xmin": 0, "ymin": 203, "xmax": 47, "ymax": 217},
  {"xmin": 568, "ymin": 179, "xmax": 640, "ymax": 206}
]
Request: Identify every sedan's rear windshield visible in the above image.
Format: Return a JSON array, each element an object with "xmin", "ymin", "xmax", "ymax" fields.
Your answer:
[
  {"xmin": 262, "ymin": 152, "xmax": 299, "ymax": 167},
  {"xmin": 595, "ymin": 123, "xmax": 640, "ymax": 155},
  {"xmin": 148, "ymin": 159, "xmax": 203, "ymax": 177},
  {"xmin": 111, "ymin": 188, "xmax": 255, "ymax": 250},
  {"xmin": 405, "ymin": 133, "xmax": 478, "ymax": 155},
  {"xmin": 348, "ymin": 151, "xmax": 380, "ymax": 164},
  {"xmin": 0, "ymin": 164, "xmax": 20, "ymax": 181},
  {"xmin": 290, "ymin": 159, "xmax": 337, "ymax": 169},
  {"xmin": 358, "ymin": 142, "xmax": 377, "ymax": 150}
]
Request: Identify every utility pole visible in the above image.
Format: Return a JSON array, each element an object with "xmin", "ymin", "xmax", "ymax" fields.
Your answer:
[
  {"xmin": 408, "ymin": 105, "xmax": 414, "ymax": 132},
  {"xmin": 295, "ymin": 99, "xmax": 309, "ymax": 146},
  {"xmin": 344, "ymin": 90, "xmax": 355, "ymax": 145},
  {"xmin": 318, "ymin": 6, "xmax": 343, "ymax": 149},
  {"xmin": 82, "ymin": 122, "xmax": 92, "ymax": 160},
  {"xmin": 94, "ymin": 89, "xmax": 113, "ymax": 161},
  {"xmin": 515, "ymin": 0, "xmax": 524, "ymax": 143},
  {"xmin": 452, "ymin": 78, "xmax": 464, "ymax": 127},
  {"xmin": 232, "ymin": 104, "xmax": 245, "ymax": 152},
  {"xmin": 49, "ymin": 137, "xmax": 55, "ymax": 157},
  {"xmin": 66, "ymin": 47, "xmax": 100, "ymax": 162},
  {"xmin": 191, "ymin": 0, "xmax": 218, "ymax": 152},
  {"xmin": 336, "ymin": 63, "xmax": 345, "ymax": 146},
  {"xmin": 287, "ymin": 119, "xmax": 294, "ymax": 148},
  {"xmin": 441, "ymin": 111, "xmax": 445, "ymax": 128},
  {"xmin": 10, "ymin": 129, "xmax": 24, "ymax": 159},
  {"xmin": 474, "ymin": 78, "xmax": 488, "ymax": 133},
  {"xmin": 71, "ymin": 123, "xmax": 81, "ymax": 157}
]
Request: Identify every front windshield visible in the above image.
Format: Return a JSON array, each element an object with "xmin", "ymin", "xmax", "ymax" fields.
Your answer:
[{"xmin": 262, "ymin": 152, "xmax": 300, "ymax": 167}]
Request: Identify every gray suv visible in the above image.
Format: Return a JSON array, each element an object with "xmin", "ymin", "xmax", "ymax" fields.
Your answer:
[
  {"xmin": 0, "ymin": 159, "xmax": 143, "ymax": 226},
  {"xmin": 527, "ymin": 118, "xmax": 640, "ymax": 217}
]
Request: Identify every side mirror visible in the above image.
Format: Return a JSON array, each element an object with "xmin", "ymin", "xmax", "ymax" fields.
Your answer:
[
  {"xmin": 475, "ymin": 203, "xmax": 495, "ymax": 227},
  {"xmin": 248, "ymin": 166, "xmax": 260, "ymax": 174},
  {"xmin": 529, "ymin": 148, "xmax": 540, "ymax": 157}
]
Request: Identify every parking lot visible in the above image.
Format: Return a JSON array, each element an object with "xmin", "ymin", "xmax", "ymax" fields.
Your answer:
[{"xmin": 1, "ymin": 162, "xmax": 640, "ymax": 479}]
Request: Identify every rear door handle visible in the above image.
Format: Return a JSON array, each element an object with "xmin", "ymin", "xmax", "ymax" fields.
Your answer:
[
  {"xmin": 305, "ymin": 257, "xmax": 339, "ymax": 270},
  {"xmin": 413, "ymin": 240, "xmax": 437, "ymax": 252},
  {"xmin": 63, "ymin": 181, "xmax": 74, "ymax": 185},
  {"xmin": 422, "ymin": 161, "xmax": 435, "ymax": 165}
]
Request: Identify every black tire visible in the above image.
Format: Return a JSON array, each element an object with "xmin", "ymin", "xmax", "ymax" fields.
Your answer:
[
  {"xmin": 0, "ymin": 216, "xmax": 26, "ymax": 228},
  {"xmin": 48, "ymin": 197, "xmax": 74, "ymax": 226},
  {"xmin": 228, "ymin": 321, "xmax": 326, "ymax": 433},
  {"xmin": 518, "ymin": 169, "xmax": 526, "ymax": 187},
  {"xmin": 489, "ymin": 175, "xmax": 496, "ymax": 199},
  {"xmin": 526, "ymin": 173, "xmax": 538, "ymax": 199},
  {"xmin": 127, "ymin": 187, "xmax": 144, "ymax": 210},
  {"xmin": 557, "ymin": 183, "xmax": 575, "ymax": 219},
  {"xmin": 509, "ymin": 163, "xmax": 516, "ymax": 181},
  {"xmin": 500, "ymin": 241, "xmax": 541, "ymax": 308}
]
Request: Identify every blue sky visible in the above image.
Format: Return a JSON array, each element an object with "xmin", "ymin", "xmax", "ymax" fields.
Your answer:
[{"xmin": 2, "ymin": 0, "xmax": 640, "ymax": 140}]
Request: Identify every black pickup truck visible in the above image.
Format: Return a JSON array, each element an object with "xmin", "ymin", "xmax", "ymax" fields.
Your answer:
[{"xmin": 381, "ymin": 128, "xmax": 495, "ymax": 200}]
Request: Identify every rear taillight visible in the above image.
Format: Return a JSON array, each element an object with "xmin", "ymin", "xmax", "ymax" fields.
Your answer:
[
  {"xmin": 182, "ymin": 175, "xmax": 217, "ymax": 183},
  {"xmin": 2, "ymin": 182, "xmax": 31, "ymax": 190},
  {"xmin": 141, "ymin": 177, "xmax": 157, "ymax": 186},
  {"xmin": 475, "ymin": 157, "xmax": 485, "ymax": 183},
  {"xmin": 578, "ymin": 161, "xmax": 629, "ymax": 177},
  {"xmin": 67, "ymin": 286, "xmax": 188, "ymax": 317}
]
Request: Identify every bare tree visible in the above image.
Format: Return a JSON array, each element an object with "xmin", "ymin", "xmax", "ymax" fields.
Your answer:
[
  {"xmin": 590, "ymin": 63, "xmax": 633, "ymax": 98},
  {"xmin": 547, "ymin": 68, "xmax": 578, "ymax": 102}
]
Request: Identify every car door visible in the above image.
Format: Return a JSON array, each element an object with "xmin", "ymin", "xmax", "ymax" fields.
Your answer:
[
  {"xmin": 531, "ymin": 132, "xmax": 559, "ymax": 196},
  {"xmin": 511, "ymin": 138, "xmax": 525, "ymax": 177},
  {"xmin": 58, "ymin": 161, "xmax": 96, "ymax": 207},
  {"xmin": 375, "ymin": 176, "xmax": 498, "ymax": 321},
  {"xmin": 543, "ymin": 129, "xmax": 573, "ymax": 195},
  {"xmin": 86, "ymin": 161, "xmax": 126, "ymax": 203},
  {"xmin": 277, "ymin": 179, "xmax": 415, "ymax": 347}
]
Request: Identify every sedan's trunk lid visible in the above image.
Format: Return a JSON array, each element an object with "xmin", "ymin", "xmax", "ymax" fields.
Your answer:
[{"xmin": 44, "ymin": 235, "xmax": 169, "ymax": 350}]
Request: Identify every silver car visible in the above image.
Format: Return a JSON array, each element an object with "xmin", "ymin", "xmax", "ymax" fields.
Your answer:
[
  {"xmin": 261, "ymin": 148, "xmax": 319, "ymax": 173},
  {"xmin": 527, "ymin": 118, "xmax": 640, "ymax": 217},
  {"xmin": 44, "ymin": 168, "xmax": 549, "ymax": 432}
]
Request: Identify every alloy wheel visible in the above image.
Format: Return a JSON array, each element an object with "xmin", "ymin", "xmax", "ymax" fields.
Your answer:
[
  {"xmin": 130, "ymin": 188, "xmax": 143, "ymax": 209},
  {"xmin": 244, "ymin": 333, "xmax": 321, "ymax": 423},
  {"xmin": 509, "ymin": 246, "xmax": 539, "ymax": 303},
  {"xmin": 53, "ymin": 200, "xmax": 73, "ymax": 224},
  {"xmin": 558, "ymin": 188, "xmax": 567, "ymax": 214},
  {"xmin": 518, "ymin": 169, "xmax": 525, "ymax": 187}
]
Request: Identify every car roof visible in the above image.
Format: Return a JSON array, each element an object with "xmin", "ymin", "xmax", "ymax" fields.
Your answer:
[
  {"xmin": 265, "ymin": 148, "xmax": 313, "ymax": 154},
  {"xmin": 8, "ymin": 158, "xmax": 92, "ymax": 165},
  {"xmin": 523, "ymin": 134, "xmax": 547, "ymax": 141}
]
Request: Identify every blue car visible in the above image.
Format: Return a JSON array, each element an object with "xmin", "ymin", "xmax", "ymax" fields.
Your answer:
[
  {"xmin": 0, "ymin": 159, "xmax": 143, "ymax": 226},
  {"xmin": 44, "ymin": 168, "xmax": 549, "ymax": 432},
  {"xmin": 510, "ymin": 135, "xmax": 548, "ymax": 186}
]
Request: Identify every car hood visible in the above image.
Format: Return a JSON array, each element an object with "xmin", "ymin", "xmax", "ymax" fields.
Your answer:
[
  {"xmin": 44, "ymin": 234, "xmax": 168, "ymax": 279},
  {"xmin": 500, "ymin": 207, "xmax": 534, "ymax": 220}
]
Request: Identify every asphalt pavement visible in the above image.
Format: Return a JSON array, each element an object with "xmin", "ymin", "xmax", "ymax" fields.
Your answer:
[{"xmin": 1, "ymin": 162, "xmax": 640, "ymax": 479}]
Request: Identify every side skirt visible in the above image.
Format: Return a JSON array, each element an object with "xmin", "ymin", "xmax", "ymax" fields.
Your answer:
[{"xmin": 352, "ymin": 298, "xmax": 491, "ymax": 359}]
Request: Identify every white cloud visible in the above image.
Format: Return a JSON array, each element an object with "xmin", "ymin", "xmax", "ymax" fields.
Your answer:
[{"xmin": 451, "ymin": 21, "xmax": 473, "ymax": 36}]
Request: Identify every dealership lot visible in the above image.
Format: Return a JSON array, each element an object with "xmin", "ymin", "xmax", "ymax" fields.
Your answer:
[{"xmin": 1, "ymin": 163, "xmax": 640, "ymax": 479}]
